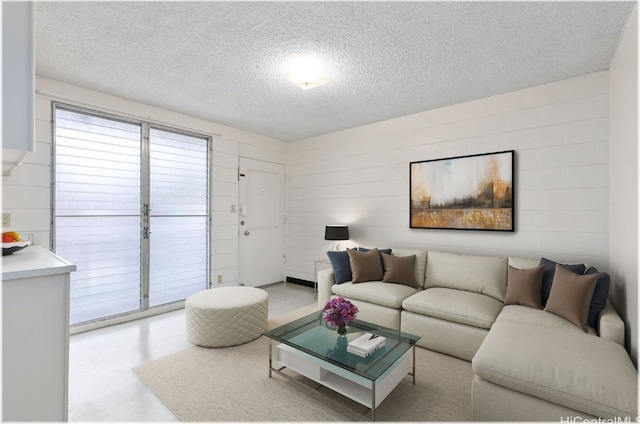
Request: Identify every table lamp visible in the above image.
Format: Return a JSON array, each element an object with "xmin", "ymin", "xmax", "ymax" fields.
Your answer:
[{"xmin": 325, "ymin": 225, "xmax": 349, "ymax": 251}]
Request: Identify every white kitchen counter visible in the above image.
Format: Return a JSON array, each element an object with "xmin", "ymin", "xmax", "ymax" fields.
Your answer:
[
  {"xmin": 2, "ymin": 244, "xmax": 76, "ymax": 280},
  {"xmin": 2, "ymin": 244, "xmax": 76, "ymax": 421}
]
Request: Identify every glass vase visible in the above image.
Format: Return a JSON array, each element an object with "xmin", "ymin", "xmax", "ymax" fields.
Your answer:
[
  {"xmin": 337, "ymin": 323, "xmax": 347, "ymax": 336},
  {"xmin": 336, "ymin": 334, "xmax": 348, "ymax": 350}
]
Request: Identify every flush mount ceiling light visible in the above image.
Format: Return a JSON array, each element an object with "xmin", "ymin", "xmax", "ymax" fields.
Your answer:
[{"xmin": 284, "ymin": 56, "xmax": 329, "ymax": 90}]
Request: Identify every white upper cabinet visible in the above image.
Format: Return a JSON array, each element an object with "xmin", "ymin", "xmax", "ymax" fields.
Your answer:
[{"xmin": 2, "ymin": 2, "xmax": 35, "ymax": 153}]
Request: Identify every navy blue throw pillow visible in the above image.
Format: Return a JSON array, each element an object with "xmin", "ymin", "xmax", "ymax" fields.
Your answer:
[
  {"xmin": 540, "ymin": 258, "xmax": 586, "ymax": 306},
  {"xmin": 326, "ymin": 250, "xmax": 354, "ymax": 284},
  {"xmin": 585, "ymin": 266, "xmax": 611, "ymax": 328},
  {"xmin": 358, "ymin": 247, "xmax": 392, "ymax": 255}
]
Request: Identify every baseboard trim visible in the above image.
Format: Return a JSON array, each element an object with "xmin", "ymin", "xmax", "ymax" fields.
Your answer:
[{"xmin": 286, "ymin": 276, "xmax": 314, "ymax": 288}]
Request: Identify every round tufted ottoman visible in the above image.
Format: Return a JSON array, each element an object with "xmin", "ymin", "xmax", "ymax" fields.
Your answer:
[{"xmin": 185, "ymin": 287, "xmax": 269, "ymax": 347}]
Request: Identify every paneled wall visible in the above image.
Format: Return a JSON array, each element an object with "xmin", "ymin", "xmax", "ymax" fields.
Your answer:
[
  {"xmin": 609, "ymin": 4, "xmax": 638, "ymax": 362},
  {"xmin": 286, "ymin": 71, "xmax": 611, "ymax": 283},
  {"xmin": 2, "ymin": 76, "xmax": 287, "ymax": 288}
]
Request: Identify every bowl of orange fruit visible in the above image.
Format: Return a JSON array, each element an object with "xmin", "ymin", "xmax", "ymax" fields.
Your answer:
[{"xmin": 2, "ymin": 232, "xmax": 31, "ymax": 256}]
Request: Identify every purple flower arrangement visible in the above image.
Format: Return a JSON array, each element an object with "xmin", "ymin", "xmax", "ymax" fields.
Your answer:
[{"xmin": 322, "ymin": 296, "xmax": 359, "ymax": 336}]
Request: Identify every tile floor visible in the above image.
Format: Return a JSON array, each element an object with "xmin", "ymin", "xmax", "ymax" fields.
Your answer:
[{"xmin": 68, "ymin": 282, "xmax": 315, "ymax": 421}]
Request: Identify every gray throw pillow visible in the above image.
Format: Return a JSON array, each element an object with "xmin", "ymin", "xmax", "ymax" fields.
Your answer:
[
  {"xmin": 381, "ymin": 253, "xmax": 419, "ymax": 289},
  {"xmin": 347, "ymin": 248, "xmax": 384, "ymax": 283},
  {"xmin": 544, "ymin": 264, "xmax": 598, "ymax": 332},
  {"xmin": 504, "ymin": 265, "xmax": 544, "ymax": 309}
]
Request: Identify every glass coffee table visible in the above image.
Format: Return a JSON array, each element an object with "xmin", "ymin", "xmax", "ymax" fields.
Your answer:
[{"xmin": 265, "ymin": 311, "xmax": 420, "ymax": 421}]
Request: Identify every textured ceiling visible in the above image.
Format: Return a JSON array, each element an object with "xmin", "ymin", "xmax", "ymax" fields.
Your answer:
[{"xmin": 35, "ymin": 2, "xmax": 635, "ymax": 142}]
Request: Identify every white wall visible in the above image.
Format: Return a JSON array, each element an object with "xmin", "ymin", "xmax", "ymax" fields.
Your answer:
[
  {"xmin": 2, "ymin": 76, "xmax": 287, "ymax": 288},
  {"xmin": 609, "ymin": 4, "xmax": 638, "ymax": 362},
  {"xmin": 286, "ymin": 72, "xmax": 611, "ymax": 283}
]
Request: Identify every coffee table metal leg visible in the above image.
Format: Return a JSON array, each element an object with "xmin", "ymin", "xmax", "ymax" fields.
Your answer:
[
  {"xmin": 412, "ymin": 345, "xmax": 416, "ymax": 385},
  {"xmin": 268, "ymin": 339, "xmax": 272, "ymax": 378},
  {"xmin": 371, "ymin": 381, "xmax": 376, "ymax": 421}
]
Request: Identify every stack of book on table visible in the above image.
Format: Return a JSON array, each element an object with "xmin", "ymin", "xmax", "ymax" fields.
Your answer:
[{"xmin": 347, "ymin": 333, "xmax": 386, "ymax": 358}]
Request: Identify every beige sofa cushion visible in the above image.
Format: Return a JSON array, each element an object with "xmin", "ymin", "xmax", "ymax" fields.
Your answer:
[
  {"xmin": 391, "ymin": 248, "xmax": 428, "ymax": 288},
  {"xmin": 402, "ymin": 287, "xmax": 503, "ymax": 329},
  {"xmin": 472, "ymin": 319, "xmax": 638, "ymax": 419},
  {"xmin": 332, "ymin": 281, "xmax": 419, "ymax": 309},
  {"xmin": 425, "ymin": 251, "xmax": 508, "ymax": 301},
  {"xmin": 498, "ymin": 304, "xmax": 597, "ymax": 336}
]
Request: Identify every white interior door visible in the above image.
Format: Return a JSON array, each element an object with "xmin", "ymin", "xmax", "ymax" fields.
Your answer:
[{"xmin": 238, "ymin": 158, "xmax": 285, "ymax": 287}]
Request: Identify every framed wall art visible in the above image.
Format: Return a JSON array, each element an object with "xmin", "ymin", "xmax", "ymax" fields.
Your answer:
[{"xmin": 410, "ymin": 150, "xmax": 514, "ymax": 231}]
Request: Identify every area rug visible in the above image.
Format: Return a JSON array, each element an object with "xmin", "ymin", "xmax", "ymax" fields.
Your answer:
[{"xmin": 134, "ymin": 304, "xmax": 473, "ymax": 421}]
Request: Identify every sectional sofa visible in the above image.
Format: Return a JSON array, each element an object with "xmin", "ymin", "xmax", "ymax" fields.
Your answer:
[{"xmin": 317, "ymin": 247, "xmax": 638, "ymax": 421}]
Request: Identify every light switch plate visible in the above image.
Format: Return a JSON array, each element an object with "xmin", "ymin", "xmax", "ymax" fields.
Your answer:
[{"xmin": 2, "ymin": 213, "xmax": 11, "ymax": 227}]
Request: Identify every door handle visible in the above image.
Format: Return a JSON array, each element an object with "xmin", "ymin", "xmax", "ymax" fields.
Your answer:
[{"xmin": 244, "ymin": 231, "xmax": 250, "ymax": 236}]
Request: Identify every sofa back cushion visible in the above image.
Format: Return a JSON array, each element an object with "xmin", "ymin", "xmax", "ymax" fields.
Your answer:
[
  {"xmin": 508, "ymin": 257, "xmax": 541, "ymax": 270},
  {"xmin": 390, "ymin": 248, "xmax": 428, "ymax": 288},
  {"xmin": 425, "ymin": 251, "xmax": 508, "ymax": 301}
]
